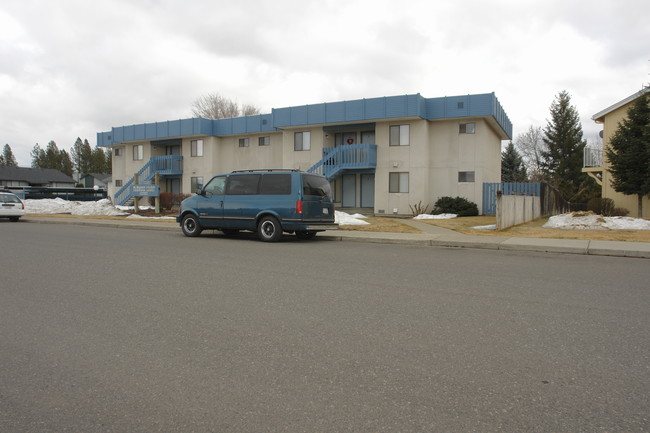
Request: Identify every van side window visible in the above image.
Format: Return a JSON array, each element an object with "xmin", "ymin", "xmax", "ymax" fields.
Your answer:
[
  {"xmin": 203, "ymin": 176, "xmax": 225, "ymax": 196},
  {"xmin": 226, "ymin": 174, "xmax": 260, "ymax": 195},
  {"xmin": 260, "ymin": 174, "xmax": 292, "ymax": 195}
]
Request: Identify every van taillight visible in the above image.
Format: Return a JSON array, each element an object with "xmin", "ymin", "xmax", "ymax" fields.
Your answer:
[{"xmin": 296, "ymin": 200, "xmax": 303, "ymax": 215}]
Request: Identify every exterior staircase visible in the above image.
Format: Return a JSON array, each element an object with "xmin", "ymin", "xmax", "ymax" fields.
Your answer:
[
  {"xmin": 114, "ymin": 155, "xmax": 183, "ymax": 205},
  {"xmin": 307, "ymin": 143, "xmax": 377, "ymax": 180}
]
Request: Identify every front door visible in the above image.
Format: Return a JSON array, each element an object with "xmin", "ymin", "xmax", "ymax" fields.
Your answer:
[
  {"xmin": 361, "ymin": 131, "xmax": 375, "ymax": 144},
  {"xmin": 342, "ymin": 174, "xmax": 356, "ymax": 207},
  {"xmin": 360, "ymin": 174, "xmax": 375, "ymax": 208}
]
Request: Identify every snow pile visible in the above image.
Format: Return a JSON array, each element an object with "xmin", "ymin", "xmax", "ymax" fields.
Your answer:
[
  {"xmin": 335, "ymin": 211, "xmax": 369, "ymax": 226},
  {"xmin": 126, "ymin": 214, "xmax": 176, "ymax": 220},
  {"xmin": 543, "ymin": 212, "xmax": 650, "ymax": 230},
  {"xmin": 24, "ymin": 198, "xmax": 127, "ymax": 216},
  {"xmin": 473, "ymin": 224, "xmax": 496, "ymax": 230},
  {"xmin": 414, "ymin": 213, "xmax": 457, "ymax": 220}
]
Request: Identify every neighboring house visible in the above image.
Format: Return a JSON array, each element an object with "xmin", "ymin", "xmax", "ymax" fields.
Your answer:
[
  {"xmin": 81, "ymin": 173, "xmax": 111, "ymax": 189},
  {"xmin": 583, "ymin": 87, "xmax": 649, "ymax": 218},
  {"xmin": 0, "ymin": 166, "xmax": 76, "ymax": 188},
  {"xmin": 98, "ymin": 93, "xmax": 512, "ymax": 215}
]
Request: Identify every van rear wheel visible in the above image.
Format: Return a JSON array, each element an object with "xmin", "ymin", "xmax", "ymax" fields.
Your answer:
[
  {"xmin": 258, "ymin": 216, "xmax": 282, "ymax": 242},
  {"xmin": 295, "ymin": 230, "xmax": 317, "ymax": 240}
]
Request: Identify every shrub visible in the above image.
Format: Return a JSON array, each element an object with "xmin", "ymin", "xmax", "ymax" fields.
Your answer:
[
  {"xmin": 587, "ymin": 197, "xmax": 615, "ymax": 216},
  {"xmin": 611, "ymin": 207, "xmax": 629, "ymax": 217},
  {"xmin": 160, "ymin": 192, "xmax": 173, "ymax": 210},
  {"xmin": 432, "ymin": 196, "xmax": 479, "ymax": 217},
  {"xmin": 409, "ymin": 201, "xmax": 429, "ymax": 216}
]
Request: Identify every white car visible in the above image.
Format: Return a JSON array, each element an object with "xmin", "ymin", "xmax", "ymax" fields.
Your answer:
[{"xmin": 0, "ymin": 191, "xmax": 25, "ymax": 222}]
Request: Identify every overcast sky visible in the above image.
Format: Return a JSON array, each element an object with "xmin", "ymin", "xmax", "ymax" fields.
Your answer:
[{"xmin": 1, "ymin": 0, "xmax": 648, "ymax": 166}]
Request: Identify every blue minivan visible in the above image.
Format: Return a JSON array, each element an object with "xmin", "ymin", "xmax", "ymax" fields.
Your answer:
[{"xmin": 177, "ymin": 169, "xmax": 338, "ymax": 241}]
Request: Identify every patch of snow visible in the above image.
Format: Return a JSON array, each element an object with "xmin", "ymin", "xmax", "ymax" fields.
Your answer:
[
  {"xmin": 543, "ymin": 212, "xmax": 650, "ymax": 230},
  {"xmin": 335, "ymin": 211, "xmax": 370, "ymax": 226},
  {"xmin": 473, "ymin": 224, "xmax": 496, "ymax": 230},
  {"xmin": 24, "ymin": 198, "xmax": 127, "ymax": 216},
  {"xmin": 414, "ymin": 213, "xmax": 457, "ymax": 220},
  {"xmin": 126, "ymin": 214, "xmax": 176, "ymax": 220}
]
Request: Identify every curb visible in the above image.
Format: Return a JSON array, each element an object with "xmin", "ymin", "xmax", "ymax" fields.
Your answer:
[{"xmin": 22, "ymin": 217, "xmax": 650, "ymax": 259}]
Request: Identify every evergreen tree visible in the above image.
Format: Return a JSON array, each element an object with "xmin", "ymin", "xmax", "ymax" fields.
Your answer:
[
  {"xmin": 31, "ymin": 143, "xmax": 46, "ymax": 168},
  {"xmin": 605, "ymin": 91, "xmax": 650, "ymax": 217},
  {"xmin": 541, "ymin": 91, "xmax": 594, "ymax": 201},
  {"xmin": 1, "ymin": 144, "xmax": 18, "ymax": 166},
  {"xmin": 31, "ymin": 141, "xmax": 73, "ymax": 176},
  {"xmin": 90, "ymin": 147, "xmax": 108, "ymax": 173},
  {"xmin": 71, "ymin": 138, "xmax": 93, "ymax": 174},
  {"xmin": 60, "ymin": 149, "xmax": 73, "ymax": 177},
  {"xmin": 105, "ymin": 148, "xmax": 112, "ymax": 174},
  {"xmin": 501, "ymin": 142, "xmax": 528, "ymax": 182}
]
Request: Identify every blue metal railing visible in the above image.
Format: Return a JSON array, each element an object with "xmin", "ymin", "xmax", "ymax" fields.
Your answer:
[
  {"xmin": 307, "ymin": 143, "xmax": 377, "ymax": 179},
  {"xmin": 114, "ymin": 155, "xmax": 183, "ymax": 205}
]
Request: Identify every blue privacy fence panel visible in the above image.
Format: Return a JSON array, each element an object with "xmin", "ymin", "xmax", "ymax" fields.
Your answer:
[{"xmin": 482, "ymin": 182, "xmax": 541, "ymax": 215}]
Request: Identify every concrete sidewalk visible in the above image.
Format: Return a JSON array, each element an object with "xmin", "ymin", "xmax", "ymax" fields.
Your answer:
[{"xmin": 23, "ymin": 215, "xmax": 650, "ymax": 259}]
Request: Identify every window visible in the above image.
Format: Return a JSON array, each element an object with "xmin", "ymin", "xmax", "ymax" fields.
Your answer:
[
  {"xmin": 294, "ymin": 131, "xmax": 311, "ymax": 151},
  {"xmin": 203, "ymin": 176, "xmax": 226, "ymax": 196},
  {"xmin": 133, "ymin": 144, "xmax": 144, "ymax": 160},
  {"xmin": 459, "ymin": 123, "xmax": 475, "ymax": 134},
  {"xmin": 389, "ymin": 172, "xmax": 409, "ymax": 193},
  {"xmin": 259, "ymin": 136, "xmax": 270, "ymax": 146},
  {"xmin": 457, "ymin": 102, "xmax": 464, "ymax": 109},
  {"xmin": 389, "ymin": 125, "xmax": 410, "ymax": 146},
  {"xmin": 114, "ymin": 148, "xmax": 123, "ymax": 157},
  {"xmin": 226, "ymin": 174, "xmax": 260, "ymax": 195},
  {"xmin": 115, "ymin": 179, "xmax": 123, "ymax": 187},
  {"xmin": 302, "ymin": 174, "xmax": 332, "ymax": 198},
  {"xmin": 191, "ymin": 139, "xmax": 203, "ymax": 157},
  {"xmin": 458, "ymin": 171, "xmax": 475, "ymax": 182},
  {"xmin": 260, "ymin": 174, "xmax": 291, "ymax": 195},
  {"xmin": 191, "ymin": 176, "xmax": 204, "ymax": 192},
  {"xmin": 238, "ymin": 138, "xmax": 249, "ymax": 147}
]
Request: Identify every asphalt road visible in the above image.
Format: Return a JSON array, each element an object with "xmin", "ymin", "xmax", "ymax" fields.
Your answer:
[{"xmin": 1, "ymin": 221, "xmax": 649, "ymax": 433}]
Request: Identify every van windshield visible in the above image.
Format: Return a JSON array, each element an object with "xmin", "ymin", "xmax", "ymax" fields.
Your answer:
[{"xmin": 302, "ymin": 174, "xmax": 332, "ymax": 199}]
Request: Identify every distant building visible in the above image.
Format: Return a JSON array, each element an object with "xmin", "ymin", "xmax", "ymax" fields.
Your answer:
[
  {"xmin": 81, "ymin": 173, "xmax": 111, "ymax": 189},
  {"xmin": 583, "ymin": 87, "xmax": 650, "ymax": 217},
  {"xmin": 0, "ymin": 166, "xmax": 76, "ymax": 188},
  {"xmin": 98, "ymin": 92, "xmax": 512, "ymax": 215}
]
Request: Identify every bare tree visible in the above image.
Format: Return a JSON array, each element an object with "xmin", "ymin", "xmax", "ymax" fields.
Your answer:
[
  {"xmin": 191, "ymin": 93, "xmax": 261, "ymax": 119},
  {"xmin": 514, "ymin": 125, "xmax": 547, "ymax": 182}
]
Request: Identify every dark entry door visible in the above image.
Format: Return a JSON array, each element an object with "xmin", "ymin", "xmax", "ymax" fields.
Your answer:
[
  {"xmin": 360, "ymin": 174, "xmax": 374, "ymax": 208},
  {"xmin": 342, "ymin": 174, "xmax": 356, "ymax": 207}
]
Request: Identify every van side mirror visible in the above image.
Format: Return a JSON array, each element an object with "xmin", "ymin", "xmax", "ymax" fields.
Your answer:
[{"xmin": 196, "ymin": 186, "xmax": 205, "ymax": 195}]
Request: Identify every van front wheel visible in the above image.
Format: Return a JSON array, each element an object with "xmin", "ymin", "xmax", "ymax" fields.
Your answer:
[
  {"xmin": 181, "ymin": 214, "xmax": 203, "ymax": 237},
  {"xmin": 258, "ymin": 216, "xmax": 282, "ymax": 242}
]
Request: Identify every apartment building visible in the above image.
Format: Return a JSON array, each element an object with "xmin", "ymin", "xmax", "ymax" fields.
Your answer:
[{"xmin": 98, "ymin": 92, "xmax": 512, "ymax": 215}]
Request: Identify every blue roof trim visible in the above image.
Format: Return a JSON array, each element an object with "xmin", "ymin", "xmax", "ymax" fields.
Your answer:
[{"xmin": 97, "ymin": 93, "xmax": 512, "ymax": 146}]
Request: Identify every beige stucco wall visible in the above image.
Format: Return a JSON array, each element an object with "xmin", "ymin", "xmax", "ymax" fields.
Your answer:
[
  {"xmin": 599, "ymin": 103, "xmax": 650, "ymax": 217},
  {"xmin": 109, "ymin": 116, "xmax": 505, "ymax": 214}
]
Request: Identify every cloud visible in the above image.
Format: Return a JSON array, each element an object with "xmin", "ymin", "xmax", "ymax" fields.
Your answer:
[{"xmin": 0, "ymin": 0, "xmax": 648, "ymax": 166}]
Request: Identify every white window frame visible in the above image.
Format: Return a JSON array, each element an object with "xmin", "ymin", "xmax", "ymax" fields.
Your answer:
[
  {"xmin": 389, "ymin": 172, "xmax": 409, "ymax": 193},
  {"xmin": 389, "ymin": 125, "xmax": 410, "ymax": 146},
  {"xmin": 294, "ymin": 131, "xmax": 311, "ymax": 151},
  {"xmin": 458, "ymin": 171, "xmax": 475, "ymax": 182},
  {"xmin": 133, "ymin": 144, "xmax": 144, "ymax": 161},
  {"xmin": 191, "ymin": 176, "xmax": 204, "ymax": 192},
  {"xmin": 459, "ymin": 123, "xmax": 475, "ymax": 134},
  {"xmin": 191, "ymin": 139, "xmax": 204, "ymax": 157}
]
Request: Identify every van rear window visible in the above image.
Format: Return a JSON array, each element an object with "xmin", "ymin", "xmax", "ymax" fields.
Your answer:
[
  {"xmin": 260, "ymin": 174, "xmax": 291, "ymax": 195},
  {"xmin": 302, "ymin": 174, "xmax": 332, "ymax": 198}
]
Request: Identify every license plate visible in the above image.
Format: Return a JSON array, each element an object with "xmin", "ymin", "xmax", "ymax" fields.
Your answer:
[{"xmin": 322, "ymin": 208, "xmax": 329, "ymax": 215}]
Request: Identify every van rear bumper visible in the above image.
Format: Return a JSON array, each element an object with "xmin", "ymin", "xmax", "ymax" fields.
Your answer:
[{"xmin": 283, "ymin": 221, "xmax": 339, "ymax": 231}]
